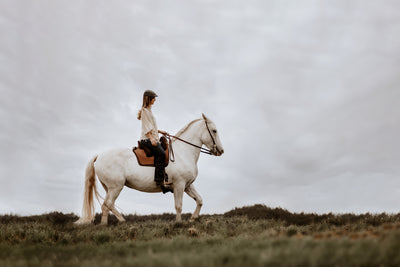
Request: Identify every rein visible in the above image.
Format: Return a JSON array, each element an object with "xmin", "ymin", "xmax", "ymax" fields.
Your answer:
[{"xmin": 162, "ymin": 120, "xmax": 216, "ymax": 162}]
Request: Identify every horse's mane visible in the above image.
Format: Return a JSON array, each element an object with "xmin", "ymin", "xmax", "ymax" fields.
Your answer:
[{"xmin": 172, "ymin": 118, "xmax": 203, "ymax": 142}]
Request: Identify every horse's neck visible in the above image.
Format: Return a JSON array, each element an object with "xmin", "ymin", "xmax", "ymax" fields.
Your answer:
[{"xmin": 173, "ymin": 122, "xmax": 203, "ymax": 164}]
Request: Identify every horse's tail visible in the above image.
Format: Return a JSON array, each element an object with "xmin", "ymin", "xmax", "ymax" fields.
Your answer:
[{"xmin": 75, "ymin": 155, "xmax": 100, "ymax": 225}]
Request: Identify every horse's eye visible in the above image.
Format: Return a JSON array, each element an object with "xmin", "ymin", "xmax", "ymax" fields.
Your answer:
[{"xmin": 213, "ymin": 130, "xmax": 217, "ymax": 133}]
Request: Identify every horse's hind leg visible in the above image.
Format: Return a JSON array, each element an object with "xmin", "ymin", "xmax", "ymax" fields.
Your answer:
[
  {"xmin": 100, "ymin": 182, "xmax": 109, "ymax": 224},
  {"xmin": 101, "ymin": 186, "xmax": 126, "ymax": 224},
  {"xmin": 185, "ymin": 184, "xmax": 203, "ymax": 222},
  {"xmin": 101, "ymin": 200, "xmax": 109, "ymax": 225}
]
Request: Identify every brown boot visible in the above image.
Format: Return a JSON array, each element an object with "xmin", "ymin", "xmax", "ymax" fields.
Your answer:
[{"xmin": 156, "ymin": 179, "xmax": 173, "ymax": 194}]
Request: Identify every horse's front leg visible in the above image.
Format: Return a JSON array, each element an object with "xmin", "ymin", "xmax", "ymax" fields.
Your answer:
[
  {"xmin": 173, "ymin": 183, "xmax": 185, "ymax": 222},
  {"xmin": 185, "ymin": 184, "xmax": 203, "ymax": 222}
]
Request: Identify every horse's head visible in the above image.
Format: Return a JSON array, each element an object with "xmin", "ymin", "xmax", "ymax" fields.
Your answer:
[{"xmin": 201, "ymin": 114, "xmax": 224, "ymax": 156}]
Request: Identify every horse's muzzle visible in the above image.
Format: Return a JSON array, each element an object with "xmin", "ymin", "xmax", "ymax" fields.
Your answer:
[{"xmin": 212, "ymin": 147, "xmax": 224, "ymax": 156}]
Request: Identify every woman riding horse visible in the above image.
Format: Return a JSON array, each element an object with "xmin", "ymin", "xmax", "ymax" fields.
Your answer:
[
  {"xmin": 75, "ymin": 94, "xmax": 224, "ymax": 225},
  {"xmin": 137, "ymin": 90, "xmax": 172, "ymax": 193}
]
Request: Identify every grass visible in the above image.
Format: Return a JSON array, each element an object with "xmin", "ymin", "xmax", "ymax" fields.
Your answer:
[{"xmin": 1, "ymin": 204, "xmax": 400, "ymax": 266}]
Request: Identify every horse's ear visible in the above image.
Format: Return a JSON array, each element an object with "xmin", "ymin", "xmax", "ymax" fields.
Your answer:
[{"xmin": 202, "ymin": 113, "xmax": 208, "ymax": 121}]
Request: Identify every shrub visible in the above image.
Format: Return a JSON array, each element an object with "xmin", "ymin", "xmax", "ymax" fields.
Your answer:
[{"xmin": 93, "ymin": 232, "xmax": 111, "ymax": 244}]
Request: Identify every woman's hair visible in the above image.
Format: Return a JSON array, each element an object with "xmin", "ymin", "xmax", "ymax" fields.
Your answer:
[{"xmin": 137, "ymin": 95, "xmax": 154, "ymax": 120}]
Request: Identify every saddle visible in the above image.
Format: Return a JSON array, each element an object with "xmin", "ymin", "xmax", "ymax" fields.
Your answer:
[{"xmin": 132, "ymin": 136, "xmax": 170, "ymax": 167}]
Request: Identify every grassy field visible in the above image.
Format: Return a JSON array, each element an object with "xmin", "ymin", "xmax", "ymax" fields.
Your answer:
[{"xmin": 1, "ymin": 204, "xmax": 400, "ymax": 266}]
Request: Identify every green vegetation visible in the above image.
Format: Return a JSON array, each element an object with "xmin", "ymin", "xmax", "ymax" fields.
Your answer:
[{"xmin": 1, "ymin": 204, "xmax": 400, "ymax": 266}]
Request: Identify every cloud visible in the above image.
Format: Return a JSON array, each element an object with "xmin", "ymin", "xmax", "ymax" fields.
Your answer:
[{"xmin": 1, "ymin": 0, "xmax": 399, "ymax": 215}]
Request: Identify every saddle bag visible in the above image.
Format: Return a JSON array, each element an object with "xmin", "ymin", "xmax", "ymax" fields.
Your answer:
[{"xmin": 160, "ymin": 136, "xmax": 168, "ymax": 150}]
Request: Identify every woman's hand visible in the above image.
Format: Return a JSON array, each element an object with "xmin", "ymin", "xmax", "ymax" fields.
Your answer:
[{"xmin": 150, "ymin": 138, "xmax": 157, "ymax": 146}]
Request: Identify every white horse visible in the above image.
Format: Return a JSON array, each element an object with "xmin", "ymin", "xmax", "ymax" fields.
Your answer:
[{"xmin": 75, "ymin": 114, "xmax": 224, "ymax": 224}]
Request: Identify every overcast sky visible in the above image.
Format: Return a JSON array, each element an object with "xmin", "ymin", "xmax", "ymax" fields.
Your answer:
[{"xmin": 1, "ymin": 0, "xmax": 400, "ymax": 216}]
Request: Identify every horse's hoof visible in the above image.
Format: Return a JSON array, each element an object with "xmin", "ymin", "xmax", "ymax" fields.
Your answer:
[
  {"xmin": 190, "ymin": 217, "xmax": 200, "ymax": 223},
  {"xmin": 74, "ymin": 218, "xmax": 93, "ymax": 225}
]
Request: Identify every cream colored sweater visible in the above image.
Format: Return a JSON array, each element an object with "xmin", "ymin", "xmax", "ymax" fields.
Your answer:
[{"xmin": 140, "ymin": 108, "xmax": 159, "ymax": 141}]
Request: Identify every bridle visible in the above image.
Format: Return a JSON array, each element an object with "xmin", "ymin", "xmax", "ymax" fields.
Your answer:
[{"xmin": 163, "ymin": 119, "xmax": 218, "ymax": 162}]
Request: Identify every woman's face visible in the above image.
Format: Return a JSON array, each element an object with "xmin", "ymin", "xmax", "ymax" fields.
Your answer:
[{"xmin": 150, "ymin": 98, "xmax": 156, "ymax": 105}]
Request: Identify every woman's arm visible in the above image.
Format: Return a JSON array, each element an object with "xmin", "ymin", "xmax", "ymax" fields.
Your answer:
[{"xmin": 142, "ymin": 109, "xmax": 158, "ymax": 146}]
